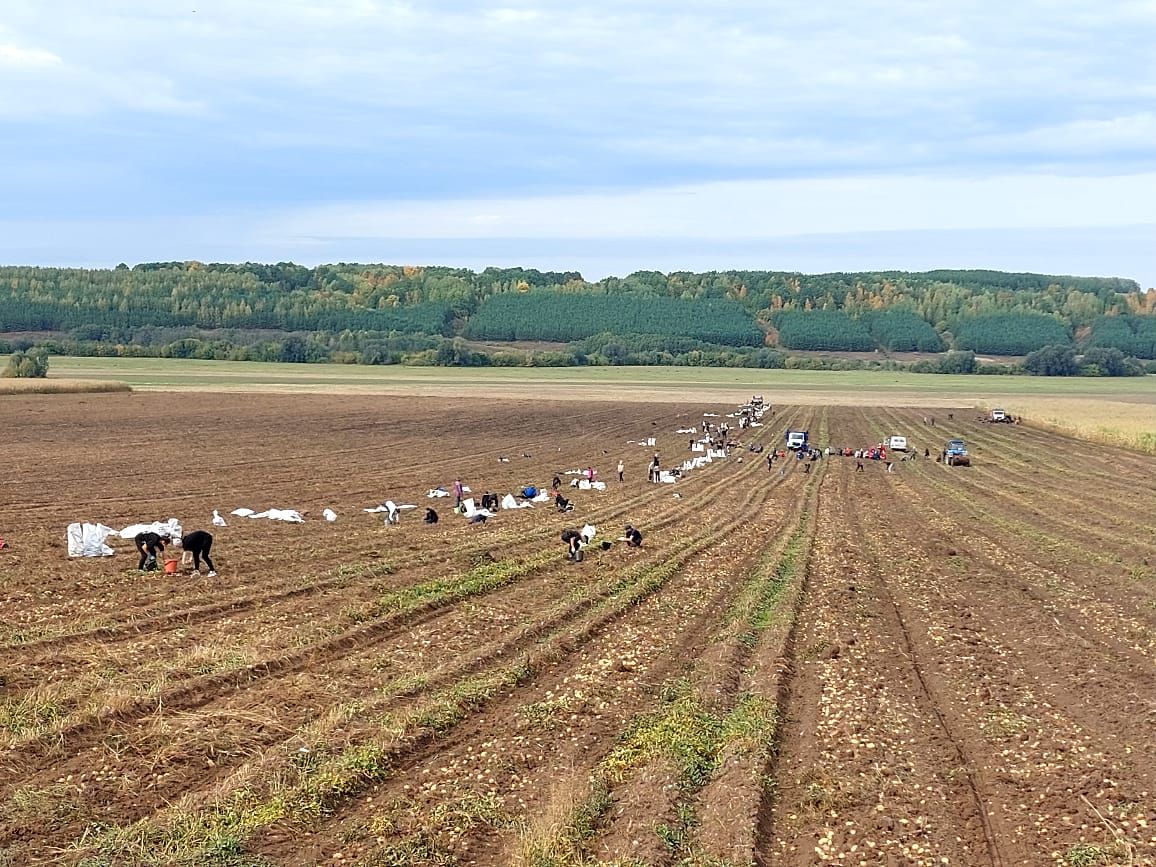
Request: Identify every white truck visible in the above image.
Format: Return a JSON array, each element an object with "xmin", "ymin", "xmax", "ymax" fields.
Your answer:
[
  {"xmin": 888, "ymin": 435, "xmax": 908, "ymax": 452},
  {"xmin": 786, "ymin": 430, "xmax": 809, "ymax": 451}
]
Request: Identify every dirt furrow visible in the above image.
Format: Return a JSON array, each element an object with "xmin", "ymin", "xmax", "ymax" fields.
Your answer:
[
  {"xmin": 828, "ymin": 409, "xmax": 1156, "ymax": 863},
  {"xmin": 3, "ymin": 418, "xmax": 797, "ymax": 860},
  {"xmin": 0, "ymin": 413, "xmax": 798, "ymax": 768},
  {"xmin": 763, "ymin": 409, "xmax": 1001, "ymax": 866},
  {"xmin": 54, "ymin": 443, "xmax": 790, "ymax": 864},
  {"xmin": 879, "ymin": 408, "xmax": 1156, "ymax": 540},
  {"xmin": 894, "ymin": 463, "xmax": 1156, "ymax": 668},
  {"xmin": 1, "ymin": 406, "xmax": 804, "ymax": 655}
]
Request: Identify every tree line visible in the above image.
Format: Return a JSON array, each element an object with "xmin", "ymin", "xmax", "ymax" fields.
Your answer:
[
  {"xmin": 2, "ymin": 262, "xmax": 1154, "ymax": 370},
  {"xmin": 464, "ymin": 293, "xmax": 763, "ymax": 346}
]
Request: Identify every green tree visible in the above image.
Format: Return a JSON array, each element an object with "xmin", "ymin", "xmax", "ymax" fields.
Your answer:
[
  {"xmin": 1023, "ymin": 344, "xmax": 1078, "ymax": 376},
  {"xmin": 2, "ymin": 348, "xmax": 49, "ymax": 378},
  {"xmin": 1079, "ymin": 346, "xmax": 1136, "ymax": 376},
  {"xmin": 278, "ymin": 335, "xmax": 308, "ymax": 363},
  {"xmin": 937, "ymin": 350, "xmax": 977, "ymax": 374}
]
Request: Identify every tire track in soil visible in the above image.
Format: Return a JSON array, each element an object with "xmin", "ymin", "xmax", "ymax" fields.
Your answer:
[
  {"xmin": 882, "ymin": 407, "xmax": 1156, "ymax": 517},
  {"xmin": 837, "ymin": 409, "xmax": 1155, "ymax": 862},
  {"xmin": 2, "ymin": 413, "xmax": 808, "ymax": 857},
  {"xmin": 873, "ymin": 458, "xmax": 1156, "ymax": 745},
  {"xmin": 251, "ymin": 441, "xmax": 806, "ymax": 866},
  {"xmin": 869, "ymin": 506, "xmax": 1156, "ymax": 864},
  {"xmin": 873, "ymin": 409, "xmax": 1156, "ymax": 617},
  {"xmin": 882, "ymin": 440, "xmax": 1156, "ymax": 672},
  {"xmin": 762, "ymin": 407, "xmax": 1003, "ymax": 867},
  {"xmin": 878, "ymin": 409, "xmax": 1156, "ymax": 568},
  {"xmin": 976, "ymin": 417, "xmax": 1156, "ymax": 493},
  {"xmin": 0, "ymin": 426, "xmax": 776, "ymax": 763}
]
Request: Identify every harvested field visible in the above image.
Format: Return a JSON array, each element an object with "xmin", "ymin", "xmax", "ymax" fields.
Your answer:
[{"xmin": 0, "ymin": 393, "xmax": 1153, "ymax": 866}]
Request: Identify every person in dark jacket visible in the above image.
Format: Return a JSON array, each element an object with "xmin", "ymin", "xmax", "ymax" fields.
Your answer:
[
  {"xmin": 622, "ymin": 524, "xmax": 643, "ymax": 548},
  {"xmin": 135, "ymin": 532, "xmax": 169, "ymax": 571},
  {"xmin": 424, "ymin": 507, "xmax": 439, "ymax": 524},
  {"xmin": 561, "ymin": 528, "xmax": 584, "ymax": 560},
  {"xmin": 179, "ymin": 530, "xmax": 216, "ymax": 576}
]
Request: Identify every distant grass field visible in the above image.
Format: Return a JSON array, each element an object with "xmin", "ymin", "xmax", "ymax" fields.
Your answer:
[
  {"xmin": 44, "ymin": 356, "xmax": 1156, "ymax": 452},
  {"xmin": 0, "ymin": 377, "xmax": 131, "ymax": 395}
]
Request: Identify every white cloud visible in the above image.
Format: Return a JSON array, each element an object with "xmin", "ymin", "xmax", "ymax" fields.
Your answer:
[
  {"xmin": 0, "ymin": 42, "xmax": 62, "ymax": 67},
  {"xmin": 975, "ymin": 113, "xmax": 1156, "ymax": 157},
  {"xmin": 1, "ymin": 0, "xmax": 1154, "ymax": 285},
  {"xmin": 485, "ymin": 7, "xmax": 542, "ymax": 24},
  {"xmin": 264, "ymin": 172, "xmax": 1156, "ymax": 241}
]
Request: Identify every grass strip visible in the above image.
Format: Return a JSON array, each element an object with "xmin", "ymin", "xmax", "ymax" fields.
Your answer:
[
  {"xmin": 70, "ymin": 527, "xmax": 724, "ymax": 865},
  {"xmin": 520, "ymin": 445, "xmax": 826, "ymax": 866}
]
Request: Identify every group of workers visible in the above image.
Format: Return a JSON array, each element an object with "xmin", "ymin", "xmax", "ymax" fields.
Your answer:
[
  {"xmin": 561, "ymin": 524, "xmax": 643, "ymax": 561},
  {"xmin": 133, "ymin": 529, "xmax": 217, "ymax": 577},
  {"xmin": 125, "ymin": 451, "xmax": 654, "ymax": 578}
]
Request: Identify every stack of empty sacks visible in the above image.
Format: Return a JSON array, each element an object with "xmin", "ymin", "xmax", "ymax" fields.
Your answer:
[
  {"xmin": 232, "ymin": 508, "xmax": 305, "ymax": 523},
  {"xmin": 67, "ymin": 516, "xmax": 184, "ymax": 559}
]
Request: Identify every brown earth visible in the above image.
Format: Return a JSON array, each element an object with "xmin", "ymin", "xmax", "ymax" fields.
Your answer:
[{"xmin": 0, "ymin": 394, "xmax": 1152, "ymax": 866}]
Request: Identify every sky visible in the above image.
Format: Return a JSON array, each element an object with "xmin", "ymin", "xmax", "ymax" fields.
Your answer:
[{"xmin": 1, "ymin": 0, "xmax": 1154, "ymax": 287}]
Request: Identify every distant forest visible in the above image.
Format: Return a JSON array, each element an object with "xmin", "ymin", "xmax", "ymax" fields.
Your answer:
[{"xmin": 1, "ymin": 262, "xmax": 1154, "ymax": 374}]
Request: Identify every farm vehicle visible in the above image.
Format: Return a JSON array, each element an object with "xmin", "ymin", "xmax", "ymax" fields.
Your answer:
[
  {"xmin": 943, "ymin": 439, "xmax": 970, "ymax": 466},
  {"xmin": 786, "ymin": 430, "xmax": 809, "ymax": 450}
]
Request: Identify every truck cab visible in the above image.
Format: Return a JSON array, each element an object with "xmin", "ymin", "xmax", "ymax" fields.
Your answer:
[
  {"xmin": 786, "ymin": 430, "xmax": 809, "ymax": 450},
  {"xmin": 888, "ymin": 435, "xmax": 908, "ymax": 452}
]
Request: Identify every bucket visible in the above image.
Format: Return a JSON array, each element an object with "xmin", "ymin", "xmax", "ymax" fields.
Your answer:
[{"xmin": 163, "ymin": 558, "xmax": 180, "ymax": 575}]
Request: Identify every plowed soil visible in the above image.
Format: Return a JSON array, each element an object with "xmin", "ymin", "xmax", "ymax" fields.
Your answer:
[{"xmin": 0, "ymin": 394, "xmax": 1152, "ymax": 866}]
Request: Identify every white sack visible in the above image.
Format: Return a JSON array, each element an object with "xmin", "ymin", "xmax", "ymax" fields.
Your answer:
[
  {"xmin": 323, "ymin": 508, "xmax": 337, "ymax": 522},
  {"xmin": 249, "ymin": 509, "xmax": 304, "ymax": 522},
  {"xmin": 364, "ymin": 502, "xmax": 416, "ymax": 514},
  {"xmin": 460, "ymin": 498, "xmax": 495, "ymax": 519},
  {"xmin": 231, "ymin": 508, "xmax": 255, "ymax": 517},
  {"xmin": 212, "ymin": 510, "xmax": 227, "ymax": 527},
  {"xmin": 531, "ymin": 490, "xmax": 551, "ymax": 503},
  {"xmin": 501, "ymin": 494, "xmax": 533, "ymax": 510},
  {"xmin": 67, "ymin": 522, "xmax": 116, "ymax": 557},
  {"xmin": 118, "ymin": 518, "xmax": 182, "ymax": 541}
]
